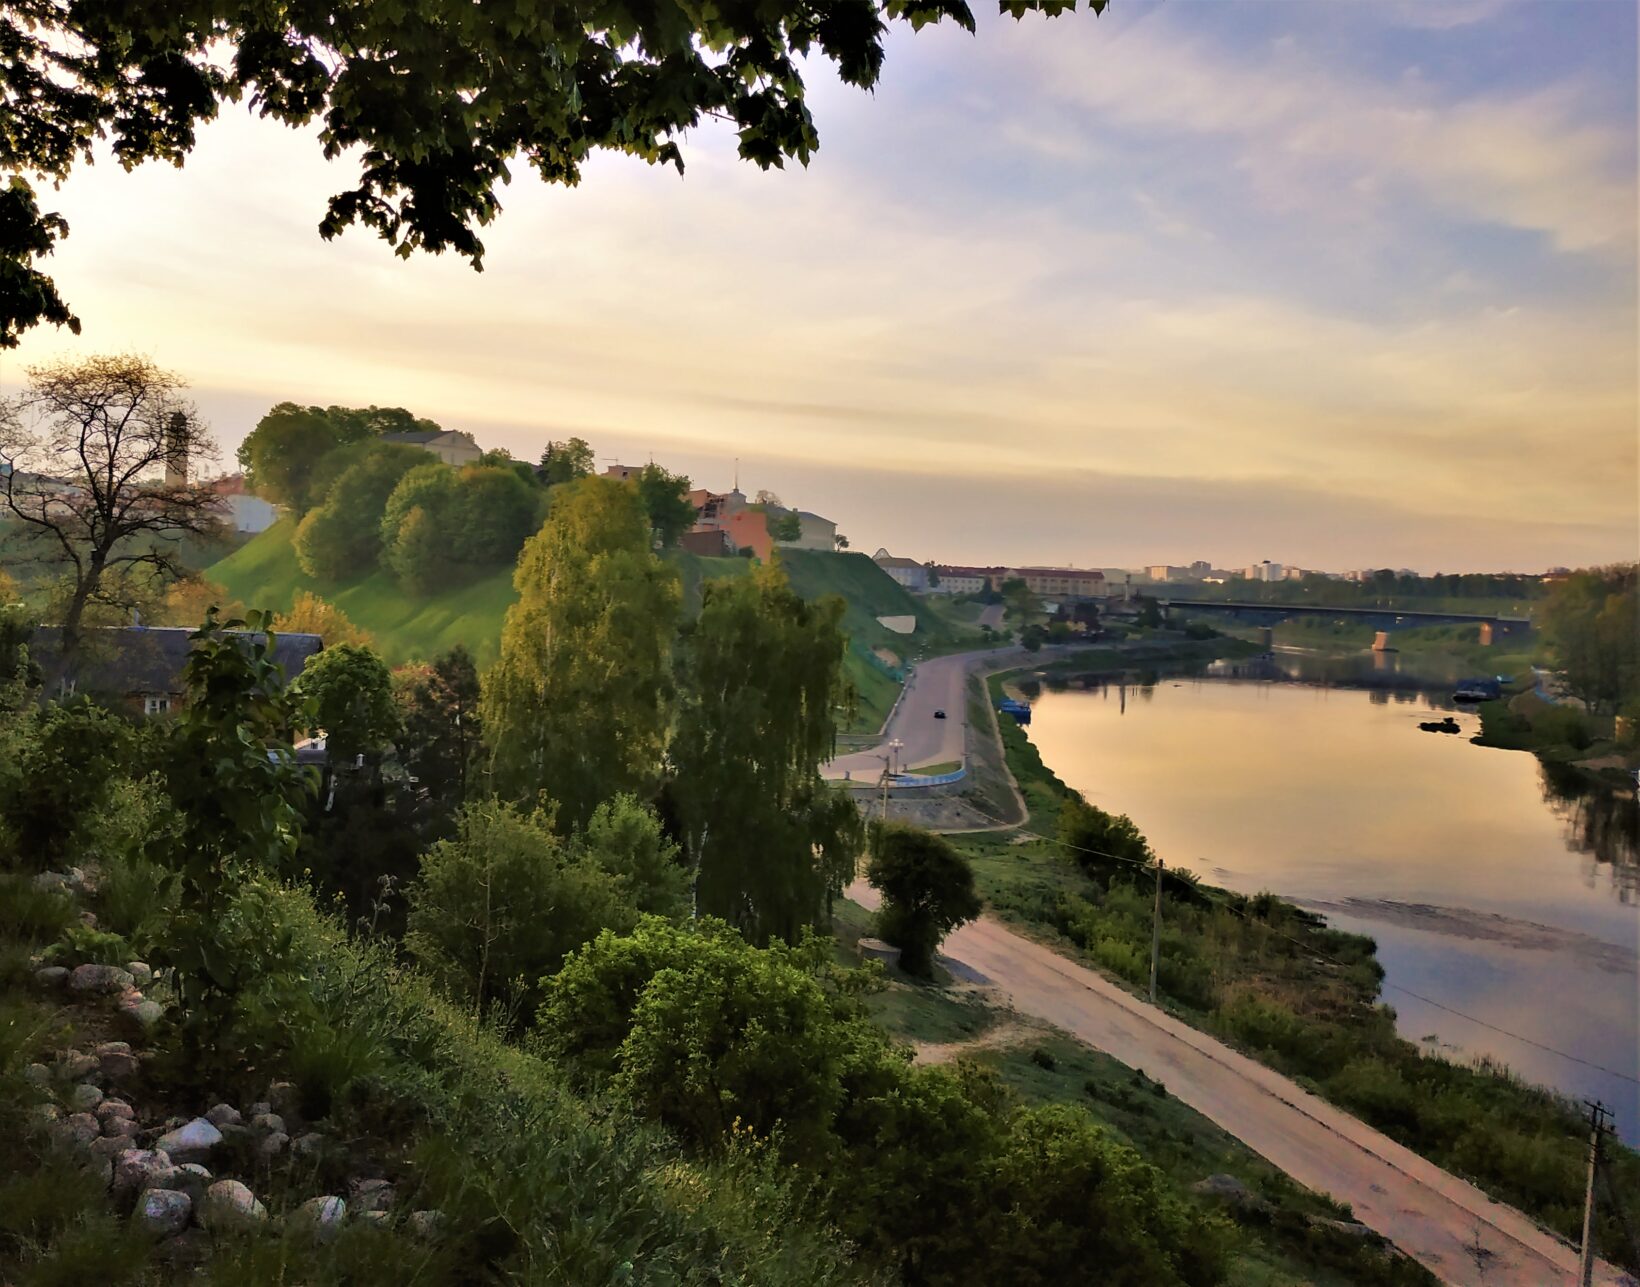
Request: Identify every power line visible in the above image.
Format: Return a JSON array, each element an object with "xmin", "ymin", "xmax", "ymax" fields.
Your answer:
[{"xmin": 941, "ymin": 797, "xmax": 1640, "ymax": 1088}]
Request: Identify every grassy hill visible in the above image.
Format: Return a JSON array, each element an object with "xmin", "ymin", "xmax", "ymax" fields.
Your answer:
[
  {"xmin": 208, "ymin": 518, "xmax": 518, "ymax": 668},
  {"xmin": 211, "ymin": 530, "xmax": 976, "ymax": 729}
]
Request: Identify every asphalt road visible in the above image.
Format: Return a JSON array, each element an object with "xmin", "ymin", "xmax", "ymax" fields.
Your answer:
[
  {"xmin": 848, "ymin": 883, "xmax": 1633, "ymax": 1287},
  {"xmin": 824, "ymin": 647, "xmax": 1018, "ymax": 781}
]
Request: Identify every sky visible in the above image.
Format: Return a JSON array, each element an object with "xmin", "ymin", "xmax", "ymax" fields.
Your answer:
[{"xmin": 2, "ymin": 0, "xmax": 1636, "ymax": 573}]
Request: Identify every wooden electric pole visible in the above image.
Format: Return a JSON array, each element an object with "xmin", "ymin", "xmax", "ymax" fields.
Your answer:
[
  {"xmin": 1579, "ymin": 1100, "xmax": 1610, "ymax": 1287},
  {"xmin": 1149, "ymin": 858, "xmax": 1164, "ymax": 1004}
]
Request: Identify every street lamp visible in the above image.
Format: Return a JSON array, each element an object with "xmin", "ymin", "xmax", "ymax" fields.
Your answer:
[{"xmin": 888, "ymin": 738, "xmax": 904, "ymax": 776}]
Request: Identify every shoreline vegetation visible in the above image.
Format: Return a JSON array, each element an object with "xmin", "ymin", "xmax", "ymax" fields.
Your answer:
[{"xmin": 945, "ymin": 637, "xmax": 1639, "ymax": 1273}]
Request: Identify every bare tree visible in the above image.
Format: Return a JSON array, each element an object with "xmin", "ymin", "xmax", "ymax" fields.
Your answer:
[{"xmin": 0, "ymin": 355, "xmax": 222, "ymax": 659}]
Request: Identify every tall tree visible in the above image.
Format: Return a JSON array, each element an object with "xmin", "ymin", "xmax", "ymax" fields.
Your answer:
[
  {"xmin": 481, "ymin": 476, "xmax": 679, "ymax": 827},
  {"xmin": 293, "ymin": 442, "xmax": 425, "ymax": 582},
  {"xmin": 536, "ymin": 438, "xmax": 596, "ymax": 486},
  {"xmin": 271, "ymin": 591, "xmax": 374, "ymax": 648},
  {"xmin": 1541, "ymin": 566, "xmax": 1639, "ymax": 714},
  {"xmin": 3, "ymin": 1, "xmax": 1106, "ymax": 348},
  {"xmin": 290, "ymin": 643, "xmax": 400, "ymax": 768},
  {"xmin": 867, "ymin": 823, "xmax": 982, "ymax": 976},
  {"xmin": 0, "ymin": 355, "xmax": 222, "ymax": 660},
  {"xmin": 395, "ymin": 646, "xmax": 483, "ymax": 811},
  {"xmin": 671, "ymin": 562, "xmax": 862, "ymax": 944},
  {"xmin": 635, "ymin": 463, "xmax": 696, "ymax": 548}
]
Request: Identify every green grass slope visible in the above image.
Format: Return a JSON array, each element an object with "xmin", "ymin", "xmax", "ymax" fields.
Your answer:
[{"xmin": 208, "ymin": 518, "xmax": 518, "ymax": 668}]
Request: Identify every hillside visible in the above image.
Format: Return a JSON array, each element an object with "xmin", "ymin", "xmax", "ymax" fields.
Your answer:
[
  {"xmin": 207, "ymin": 518, "xmax": 518, "ymax": 668},
  {"xmin": 211, "ymin": 530, "xmax": 975, "ymax": 727}
]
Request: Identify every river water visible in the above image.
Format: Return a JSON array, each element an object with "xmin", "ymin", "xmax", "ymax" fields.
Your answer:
[{"xmin": 1018, "ymin": 650, "xmax": 1640, "ymax": 1141}]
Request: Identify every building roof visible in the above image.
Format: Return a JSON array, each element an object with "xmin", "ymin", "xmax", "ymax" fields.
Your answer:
[
  {"xmin": 381, "ymin": 429, "xmax": 476, "ymax": 447},
  {"xmin": 1010, "ymin": 567, "xmax": 1105, "ymax": 580},
  {"xmin": 796, "ymin": 510, "xmax": 834, "ymax": 524},
  {"xmin": 30, "ymin": 625, "xmax": 323, "ymax": 696},
  {"xmin": 875, "ymin": 556, "xmax": 925, "ymax": 570}
]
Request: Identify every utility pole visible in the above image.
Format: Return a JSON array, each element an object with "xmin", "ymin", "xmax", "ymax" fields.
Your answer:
[
  {"xmin": 1579, "ymin": 1100, "xmax": 1610, "ymax": 1287},
  {"xmin": 1149, "ymin": 858, "xmax": 1164, "ymax": 1004}
]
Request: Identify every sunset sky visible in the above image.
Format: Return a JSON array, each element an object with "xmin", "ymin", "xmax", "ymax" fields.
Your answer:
[{"xmin": 3, "ymin": 0, "xmax": 1635, "ymax": 572}]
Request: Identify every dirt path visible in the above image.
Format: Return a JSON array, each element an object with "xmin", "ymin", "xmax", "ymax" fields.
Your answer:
[
  {"xmin": 847, "ymin": 883, "xmax": 1633, "ymax": 1287},
  {"xmin": 912, "ymin": 1017, "xmax": 1036, "ymax": 1065}
]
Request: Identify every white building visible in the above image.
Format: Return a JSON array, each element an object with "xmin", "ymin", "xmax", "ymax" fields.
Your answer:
[
  {"xmin": 873, "ymin": 551, "xmax": 930, "ymax": 591},
  {"xmin": 382, "ymin": 429, "xmax": 483, "ymax": 467}
]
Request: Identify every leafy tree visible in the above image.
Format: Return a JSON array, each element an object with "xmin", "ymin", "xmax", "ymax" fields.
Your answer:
[
  {"xmin": 1058, "ymin": 793, "xmax": 1154, "ymax": 887},
  {"xmin": 1134, "ymin": 594, "xmax": 1164, "ymax": 629},
  {"xmin": 451, "ymin": 464, "xmax": 543, "ymax": 565},
  {"xmin": 536, "ymin": 438, "xmax": 596, "ymax": 486},
  {"xmin": 867, "ymin": 823, "xmax": 982, "ymax": 976},
  {"xmin": 5, "ymin": 701, "xmax": 137, "ymax": 867},
  {"xmin": 482, "ymin": 476, "xmax": 680, "ymax": 828},
  {"xmin": 577, "ymin": 793, "xmax": 689, "ymax": 918},
  {"xmin": 271, "ymin": 590, "xmax": 375, "ymax": 648},
  {"xmin": 405, "ymin": 800, "xmax": 637, "ymax": 1020},
  {"xmin": 147, "ymin": 610, "xmax": 313, "ymax": 1070},
  {"xmin": 155, "ymin": 576, "xmax": 244, "ymax": 628},
  {"xmin": 1541, "ymin": 566, "xmax": 1638, "ymax": 714},
  {"xmin": 379, "ymin": 463, "xmax": 460, "ymax": 591},
  {"xmin": 236, "ymin": 404, "xmax": 368, "ymax": 512},
  {"xmin": 1001, "ymin": 577, "xmax": 1042, "ymax": 628},
  {"xmin": 1021, "ymin": 623, "xmax": 1045, "ymax": 652},
  {"xmin": 395, "ymin": 646, "xmax": 483, "ymax": 812},
  {"xmin": 671, "ymin": 563, "xmax": 862, "ymax": 944},
  {"xmin": 290, "ymin": 642, "xmax": 399, "ymax": 768},
  {"xmin": 755, "ymin": 490, "xmax": 784, "ymax": 508},
  {"xmin": 771, "ymin": 510, "xmax": 804, "ymax": 543},
  {"xmin": 834, "ymin": 534, "xmax": 850, "ymax": 550},
  {"xmin": 293, "ymin": 442, "xmax": 426, "ymax": 581},
  {"xmin": 0, "ymin": 356, "xmax": 223, "ymax": 660},
  {"xmin": 635, "ymin": 464, "xmax": 696, "ymax": 549}
]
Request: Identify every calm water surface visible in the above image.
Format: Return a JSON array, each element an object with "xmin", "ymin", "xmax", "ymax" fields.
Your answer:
[{"xmin": 1021, "ymin": 653, "xmax": 1640, "ymax": 1140}]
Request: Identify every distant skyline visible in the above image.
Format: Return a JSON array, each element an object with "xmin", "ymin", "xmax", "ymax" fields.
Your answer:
[{"xmin": 2, "ymin": 0, "xmax": 1635, "ymax": 573}]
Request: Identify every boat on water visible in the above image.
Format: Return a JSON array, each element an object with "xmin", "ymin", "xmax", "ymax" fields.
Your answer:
[{"xmin": 1452, "ymin": 676, "xmax": 1503, "ymax": 703}]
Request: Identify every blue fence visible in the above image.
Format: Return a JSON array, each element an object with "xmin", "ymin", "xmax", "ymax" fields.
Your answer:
[{"xmin": 889, "ymin": 766, "xmax": 967, "ymax": 789}]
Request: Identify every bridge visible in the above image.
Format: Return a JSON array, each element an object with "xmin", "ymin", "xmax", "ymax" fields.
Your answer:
[{"xmin": 1158, "ymin": 597, "xmax": 1532, "ymax": 636}]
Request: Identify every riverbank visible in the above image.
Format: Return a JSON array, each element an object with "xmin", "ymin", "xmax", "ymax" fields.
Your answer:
[{"xmin": 948, "ymin": 647, "xmax": 1640, "ymax": 1274}]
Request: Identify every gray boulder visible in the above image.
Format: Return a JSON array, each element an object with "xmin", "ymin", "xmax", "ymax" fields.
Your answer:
[
  {"xmin": 50, "ymin": 1112, "xmax": 101, "ymax": 1148},
  {"xmin": 408, "ymin": 1210, "xmax": 444, "ymax": 1241},
  {"xmin": 248, "ymin": 1111, "xmax": 285, "ymax": 1136},
  {"xmin": 294, "ymin": 1195, "xmax": 347, "ymax": 1243},
  {"xmin": 68, "ymin": 964, "xmax": 134, "ymax": 995},
  {"xmin": 100, "ymin": 1114, "xmax": 139, "ymax": 1140},
  {"xmin": 34, "ymin": 966, "xmax": 69, "ymax": 989},
  {"xmin": 154, "ymin": 1118, "xmax": 223, "ymax": 1167},
  {"xmin": 257, "ymin": 1130, "xmax": 290, "ymax": 1159},
  {"xmin": 57, "ymin": 1051, "xmax": 99, "ymax": 1080},
  {"xmin": 96, "ymin": 1097, "xmax": 135, "ymax": 1121},
  {"xmin": 113, "ymin": 1148, "xmax": 174, "ymax": 1194},
  {"xmin": 349, "ymin": 1178, "xmax": 395, "ymax": 1213},
  {"xmin": 95, "ymin": 1041, "xmax": 139, "ymax": 1081},
  {"xmin": 204, "ymin": 1103, "xmax": 243, "ymax": 1129},
  {"xmin": 174, "ymin": 1163, "xmax": 213, "ymax": 1204},
  {"xmin": 126, "ymin": 961, "xmax": 153, "ymax": 986},
  {"xmin": 291, "ymin": 1132, "xmax": 327, "ymax": 1159},
  {"xmin": 118, "ymin": 998, "xmax": 164, "ymax": 1034},
  {"xmin": 22, "ymin": 1062, "xmax": 50, "ymax": 1085},
  {"xmin": 67, "ymin": 1082, "xmax": 104, "ymax": 1113},
  {"xmin": 135, "ymin": 1189, "xmax": 192, "ymax": 1237},
  {"xmin": 200, "ymin": 1180, "xmax": 267, "ymax": 1232}
]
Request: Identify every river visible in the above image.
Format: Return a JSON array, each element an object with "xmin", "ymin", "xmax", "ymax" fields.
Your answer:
[{"xmin": 1018, "ymin": 650, "xmax": 1640, "ymax": 1142}]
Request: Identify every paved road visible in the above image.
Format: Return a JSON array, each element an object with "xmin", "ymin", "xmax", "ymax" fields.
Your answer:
[
  {"xmin": 825, "ymin": 647, "xmax": 1018, "ymax": 780},
  {"xmin": 848, "ymin": 883, "xmax": 1633, "ymax": 1287}
]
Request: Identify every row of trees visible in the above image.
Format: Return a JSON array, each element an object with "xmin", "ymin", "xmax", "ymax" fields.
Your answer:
[{"xmin": 1539, "ymin": 565, "xmax": 1638, "ymax": 716}]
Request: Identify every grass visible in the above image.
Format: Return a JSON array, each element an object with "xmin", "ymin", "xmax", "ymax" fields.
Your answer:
[
  {"xmin": 906, "ymin": 760, "xmax": 960, "ymax": 775},
  {"xmin": 208, "ymin": 519, "xmax": 518, "ymax": 667}
]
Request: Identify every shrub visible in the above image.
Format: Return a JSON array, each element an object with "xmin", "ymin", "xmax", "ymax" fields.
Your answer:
[{"xmin": 867, "ymin": 823, "xmax": 982, "ymax": 976}]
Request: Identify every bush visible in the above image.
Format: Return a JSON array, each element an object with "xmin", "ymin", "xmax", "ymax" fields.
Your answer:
[{"xmin": 866, "ymin": 823, "xmax": 982, "ymax": 976}]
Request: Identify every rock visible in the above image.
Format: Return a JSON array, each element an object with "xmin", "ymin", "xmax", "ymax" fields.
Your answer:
[
  {"xmin": 33, "ymin": 871, "xmax": 72, "ymax": 893},
  {"xmin": 291, "ymin": 1132, "xmax": 327, "ymax": 1159},
  {"xmin": 50, "ymin": 1112, "xmax": 101, "ymax": 1148},
  {"xmin": 174, "ymin": 1163, "xmax": 213, "ymax": 1204},
  {"xmin": 91, "ymin": 1134, "xmax": 135, "ymax": 1159},
  {"xmin": 69, "ymin": 963, "xmax": 134, "ymax": 995},
  {"xmin": 246, "ymin": 1102, "xmax": 272, "ymax": 1119},
  {"xmin": 126, "ymin": 961, "xmax": 153, "ymax": 986},
  {"xmin": 67, "ymin": 1082, "xmax": 104, "ymax": 1113},
  {"xmin": 294, "ymin": 1195, "xmax": 347, "ymax": 1243},
  {"xmin": 1192, "ymin": 1174, "xmax": 1257, "ymax": 1205},
  {"xmin": 58, "ymin": 1052, "xmax": 99, "ymax": 1080},
  {"xmin": 79, "ymin": 910, "xmax": 98, "ymax": 928},
  {"xmin": 357, "ymin": 1210, "xmax": 391, "ymax": 1228},
  {"xmin": 408, "ymin": 1210, "xmax": 444, "ymax": 1240},
  {"xmin": 248, "ymin": 1112, "xmax": 285, "ymax": 1136},
  {"xmin": 135, "ymin": 1188, "xmax": 192, "ymax": 1237},
  {"xmin": 101, "ymin": 1114, "xmax": 140, "ymax": 1140},
  {"xmin": 34, "ymin": 965, "xmax": 69, "ymax": 989},
  {"xmin": 27, "ymin": 1102, "xmax": 62, "ymax": 1130},
  {"xmin": 154, "ymin": 1118, "xmax": 222, "ymax": 1166},
  {"xmin": 96, "ymin": 1042, "xmax": 139, "ymax": 1081},
  {"xmin": 349, "ymin": 1178, "xmax": 395, "ymax": 1213},
  {"xmin": 266, "ymin": 1081, "xmax": 301, "ymax": 1116},
  {"xmin": 113, "ymin": 1148, "xmax": 173, "ymax": 1194},
  {"xmin": 257, "ymin": 1131, "xmax": 290, "ymax": 1159},
  {"xmin": 204, "ymin": 1103, "xmax": 242, "ymax": 1129},
  {"xmin": 96, "ymin": 1097, "xmax": 135, "ymax": 1121},
  {"xmin": 1311, "ymin": 1216, "xmax": 1379, "ymax": 1240},
  {"xmin": 200, "ymin": 1180, "xmax": 267, "ymax": 1232},
  {"xmin": 118, "ymin": 998, "xmax": 164, "ymax": 1034},
  {"xmin": 83, "ymin": 1152, "xmax": 114, "ymax": 1189},
  {"xmin": 23, "ymin": 1062, "xmax": 51, "ymax": 1085}
]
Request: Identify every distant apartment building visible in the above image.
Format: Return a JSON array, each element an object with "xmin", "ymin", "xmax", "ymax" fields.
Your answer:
[
  {"xmin": 206, "ymin": 475, "xmax": 280, "ymax": 534},
  {"xmin": 381, "ymin": 428, "xmax": 483, "ymax": 467},
  {"xmin": 603, "ymin": 463, "xmax": 644, "ymax": 483},
  {"xmin": 1010, "ymin": 567, "xmax": 1106, "ymax": 598},
  {"xmin": 873, "ymin": 550, "xmax": 930, "ymax": 591},
  {"xmin": 930, "ymin": 565, "xmax": 1002, "ymax": 595},
  {"xmin": 1145, "ymin": 565, "xmax": 1192, "ymax": 582},
  {"xmin": 1243, "ymin": 561, "xmax": 1284, "ymax": 582}
]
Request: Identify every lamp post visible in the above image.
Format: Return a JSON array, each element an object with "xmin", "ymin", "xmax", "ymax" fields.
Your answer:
[{"xmin": 889, "ymin": 738, "xmax": 904, "ymax": 777}]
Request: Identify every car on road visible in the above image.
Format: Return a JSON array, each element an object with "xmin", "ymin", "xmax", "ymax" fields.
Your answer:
[{"xmin": 933, "ymin": 709, "xmax": 946, "ymax": 719}]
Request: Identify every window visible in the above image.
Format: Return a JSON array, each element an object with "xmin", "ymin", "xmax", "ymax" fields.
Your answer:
[{"xmin": 144, "ymin": 695, "xmax": 171, "ymax": 716}]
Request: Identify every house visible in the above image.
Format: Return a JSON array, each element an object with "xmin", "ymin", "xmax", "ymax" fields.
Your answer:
[
  {"xmin": 679, "ymin": 529, "xmax": 736, "ymax": 557},
  {"xmin": 1008, "ymin": 567, "xmax": 1106, "ymax": 599},
  {"xmin": 380, "ymin": 429, "xmax": 483, "ymax": 467},
  {"xmin": 205, "ymin": 474, "xmax": 280, "ymax": 534},
  {"xmin": 873, "ymin": 551, "xmax": 930, "ymax": 591},
  {"xmin": 931, "ymin": 565, "xmax": 1007, "ymax": 595},
  {"xmin": 29, "ymin": 625, "xmax": 322, "ymax": 717},
  {"xmin": 604, "ymin": 464, "xmax": 645, "ymax": 483}
]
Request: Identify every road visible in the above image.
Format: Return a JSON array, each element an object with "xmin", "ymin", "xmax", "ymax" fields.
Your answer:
[
  {"xmin": 824, "ymin": 646, "xmax": 1019, "ymax": 780},
  {"xmin": 848, "ymin": 883, "xmax": 1633, "ymax": 1287}
]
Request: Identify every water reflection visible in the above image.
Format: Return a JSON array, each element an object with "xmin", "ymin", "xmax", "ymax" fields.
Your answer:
[{"xmin": 1540, "ymin": 761, "xmax": 1640, "ymax": 902}]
